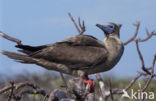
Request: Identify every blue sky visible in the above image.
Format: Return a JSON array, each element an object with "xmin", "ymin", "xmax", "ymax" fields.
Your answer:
[{"xmin": 0, "ymin": 0, "xmax": 156, "ymax": 79}]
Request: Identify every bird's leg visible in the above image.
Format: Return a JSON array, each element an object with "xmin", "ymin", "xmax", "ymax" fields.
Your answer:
[
  {"xmin": 59, "ymin": 72, "xmax": 74, "ymax": 98},
  {"xmin": 59, "ymin": 72, "xmax": 68, "ymax": 89},
  {"xmin": 82, "ymin": 75, "xmax": 96, "ymax": 93},
  {"xmin": 77, "ymin": 70, "xmax": 96, "ymax": 93}
]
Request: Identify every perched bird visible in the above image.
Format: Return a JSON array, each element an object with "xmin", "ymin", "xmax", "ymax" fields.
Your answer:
[{"xmin": 0, "ymin": 22, "xmax": 124, "ymax": 92}]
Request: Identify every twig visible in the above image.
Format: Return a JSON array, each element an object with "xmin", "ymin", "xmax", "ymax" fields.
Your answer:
[
  {"xmin": 0, "ymin": 81, "xmax": 47, "ymax": 100},
  {"xmin": 124, "ymin": 22, "xmax": 140, "ymax": 45},
  {"xmin": 14, "ymin": 89, "xmax": 47, "ymax": 100},
  {"xmin": 141, "ymin": 55, "xmax": 156, "ymax": 92},
  {"xmin": 48, "ymin": 89, "xmax": 69, "ymax": 101},
  {"xmin": 151, "ymin": 55, "xmax": 156, "ymax": 74},
  {"xmin": 138, "ymin": 31, "xmax": 156, "ymax": 42},
  {"xmin": 68, "ymin": 13, "xmax": 86, "ymax": 35},
  {"xmin": 135, "ymin": 40, "xmax": 151, "ymax": 75},
  {"xmin": 43, "ymin": 91, "xmax": 50, "ymax": 101},
  {"xmin": 59, "ymin": 73, "xmax": 69, "ymax": 92},
  {"xmin": 0, "ymin": 32, "xmax": 22, "ymax": 45},
  {"xmin": 68, "ymin": 13, "xmax": 81, "ymax": 34},
  {"xmin": 7, "ymin": 81, "xmax": 14, "ymax": 101},
  {"xmin": 107, "ymin": 79, "xmax": 113, "ymax": 101},
  {"xmin": 107, "ymin": 53, "xmax": 156, "ymax": 96},
  {"xmin": 111, "ymin": 73, "xmax": 143, "ymax": 94},
  {"xmin": 141, "ymin": 75, "xmax": 153, "ymax": 92},
  {"xmin": 124, "ymin": 73, "xmax": 142, "ymax": 91},
  {"xmin": 0, "ymin": 81, "xmax": 39, "ymax": 94},
  {"xmin": 78, "ymin": 17, "xmax": 85, "ymax": 35},
  {"xmin": 48, "ymin": 90, "xmax": 57, "ymax": 101}
]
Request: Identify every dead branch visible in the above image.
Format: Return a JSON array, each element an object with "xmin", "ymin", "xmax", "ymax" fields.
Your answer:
[
  {"xmin": 141, "ymin": 55, "xmax": 156, "ymax": 92},
  {"xmin": 135, "ymin": 40, "xmax": 151, "ymax": 75},
  {"xmin": 107, "ymin": 79, "xmax": 113, "ymax": 101},
  {"xmin": 108, "ymin": 53, "xmax": 156, "ymax": 97},
  {"xmin": 78, "ymin": 17, "xmax": 86, "ymax": 35},
  {"xmin": 14, "ymin": 89, "xmax": 47, "ymax": 100},
  {"xmin": 59, "ymin": 73, "xmax": 69, "ymax": 94},
  {"xmin": 68, "ymin": 13, "xmax": 81, "ymax": 34},
  {"xmin": 7, "ymin": 81, "xmax": 14, "ymax": 101},
  {"xmin": 0, "ymin": 81, "xmax": 40, "ymax": 94},
  {"xmin": 124, "ymin": 22, "xmax": 140, "ymax": 45},
  {"xmin": 0, "ymin": 81, "xmax": 72, "ymax": 101},
  {"xmin": 68, "ymin": 13, "xmax": 86, "ymax": 35},
  {"xmin": 0, "ymin": 81, "xmax": 47, "ymax": 100},
  {"xmin": 124, "ymin": 73, "xmax": 142, "ymax": 91},
  {"xmin": 138, "ymin": 31, "xmax": 156, "ymax": 42},
  {"xmin": 111, "ymin": 73, "xmax": 143, "ymax": 94},
  {"xmin": 0, "ymin": 32, "xmax": 22, "ymax": 45}
]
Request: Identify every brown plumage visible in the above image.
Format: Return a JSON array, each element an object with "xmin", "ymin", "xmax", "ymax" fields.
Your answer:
[{"xmin": 1, "ymin": 22, "xmax": 124, "ymax": 77}]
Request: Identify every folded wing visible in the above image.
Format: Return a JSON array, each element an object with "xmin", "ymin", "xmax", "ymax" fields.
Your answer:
[{"xmin": 17, "ymin": 35, "xmax": 108, "ymax": 68}]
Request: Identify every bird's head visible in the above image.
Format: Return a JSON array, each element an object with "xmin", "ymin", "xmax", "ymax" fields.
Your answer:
[{"xmin": 96, "ymin": 22, "xmax": 122, "ymax": 38}]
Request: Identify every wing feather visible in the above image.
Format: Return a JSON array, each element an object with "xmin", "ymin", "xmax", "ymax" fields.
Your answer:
[{"xmin": 29, "ymin": 35, "xmax": 108, "ymax": 68}]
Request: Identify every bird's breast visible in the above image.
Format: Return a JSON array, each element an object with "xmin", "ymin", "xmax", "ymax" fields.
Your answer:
[
  {"xmin": 86, "ymin": 38, "xmax": 124, "ymax": 74},
  {"xmin": 106, "ymin": 43, "xmax": 124, "ymax": 68}
]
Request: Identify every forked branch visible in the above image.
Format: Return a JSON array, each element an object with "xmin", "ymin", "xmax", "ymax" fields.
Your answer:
[
  {"xmin": 68, "ymin": 13, "xmax": 86, "ymax": 35},
  {"xmin": 124, "ymin": 22, "xmax": 140, "ymax": 45}
]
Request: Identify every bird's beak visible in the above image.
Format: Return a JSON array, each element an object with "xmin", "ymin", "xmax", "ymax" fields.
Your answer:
[{"xmin": 96, "ymin": 24, "xmax": 112, "ymax": 36}]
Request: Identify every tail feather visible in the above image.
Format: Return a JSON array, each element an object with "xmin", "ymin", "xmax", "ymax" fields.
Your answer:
[
  {"xmin": 0, "ymin": 50, "xmax": 36, "ymax": 64},
  {"xmin": 0, "ymin": 50, "xmax": 71, "ymax": 74},
  {"xmin": 15, "ymin": 45, "xmax": 47, "ymax": 52}
]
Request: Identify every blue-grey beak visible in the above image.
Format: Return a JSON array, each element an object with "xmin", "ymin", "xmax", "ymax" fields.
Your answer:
[{"xmin": 96, "ymin": 24, "xmax": 109, "ymax": 36}]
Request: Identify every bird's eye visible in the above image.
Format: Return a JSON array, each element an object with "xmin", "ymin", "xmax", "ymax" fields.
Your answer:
[{"xmin": 109, "ymin": 25, "xmax": 113, "ymax": 28}]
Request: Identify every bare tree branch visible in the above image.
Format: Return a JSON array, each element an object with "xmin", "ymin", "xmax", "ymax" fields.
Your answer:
[
  {"xmin": 0, "ymin": 32, "xmax": 22, "ymax": 45},
  {"xmin": 68, "ymin": 13, "xmax": 86, "ymax": 35},
  {"xmin": 7, "ymin": 81, "xmax": 14, "ymax": 101},
  {"xmin": 68, "ymin": 13, "xmax": 81, "ymax": 34},
  {"xmin": 141, "ymin": 55, "xmax": 156, "ymax": 92},
  {"xmin": 0, "ymin": 81, "xmax": 39, "ymax": 94},
  {"xmin": 138, "ymin": 31, "xmax": 156, "ymax": 42},
  {"xmin": 124, "ymin": 22, "xmax": 140, "ymax": 45},
  {"xmin": 78, "ymin": 17, "xmax": 86, "ymax": 35},
  {"xmin": 135, "ymin": 40, "xmax": 151, "ymax": 75},
  {"xmin": 14, "ymin": 89, "xmax": 47, "ymax": 100},
  {"xmin": 107, "ymin": 79, "xmax": 114, "ymax": 101}
]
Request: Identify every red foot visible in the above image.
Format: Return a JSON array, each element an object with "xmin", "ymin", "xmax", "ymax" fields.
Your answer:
[{"xmin": 82, "ymin": 75, "xmax": 95, "ymax": 93}]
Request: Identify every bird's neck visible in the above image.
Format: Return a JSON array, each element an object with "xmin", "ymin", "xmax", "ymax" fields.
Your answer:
[
  {"xmin": 104, "ymin": 36, "xmax": 124, "ymax": 60},
  {"xmin": 104, "ymin": 36, "xmax": 122, "ymax": 47}
]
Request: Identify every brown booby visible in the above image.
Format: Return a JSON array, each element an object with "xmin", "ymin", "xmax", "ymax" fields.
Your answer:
[{"xmin": 0, "ymin": 22, "xmax": 124, "ymax": 92}]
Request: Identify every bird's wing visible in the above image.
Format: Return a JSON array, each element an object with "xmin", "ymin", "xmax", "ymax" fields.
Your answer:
[
  {"xmin": 29, "ymin": 35, "xmax": 108, "ymax": 68},
  {"xmin": 58, "ymin": 35, "xmax": 105, "ymax": 47}
]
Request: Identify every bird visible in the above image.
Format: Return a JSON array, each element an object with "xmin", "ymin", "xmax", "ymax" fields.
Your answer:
[{"xmin": 0, "ymin": 22, "xmax": 124, "ymax": 92}]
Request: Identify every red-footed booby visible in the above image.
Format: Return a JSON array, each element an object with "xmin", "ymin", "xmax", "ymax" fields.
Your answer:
[{"xmin": 1, "ymin": 22, "xmax": 124, "ymax": 92}]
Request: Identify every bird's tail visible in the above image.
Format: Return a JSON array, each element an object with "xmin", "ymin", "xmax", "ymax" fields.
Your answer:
[
  {"xmin": 0, "ymin": 50, "xmax": 36, "ymax": 64},
  {"xmin": 0, "ymin": 50, "xmax": 72, "ymax": 74}
]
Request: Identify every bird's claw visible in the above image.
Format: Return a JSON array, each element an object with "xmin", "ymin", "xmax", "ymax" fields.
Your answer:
[{"xmin": 83, "ymin": 78, "xmax": 95, "ymax": 93}]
